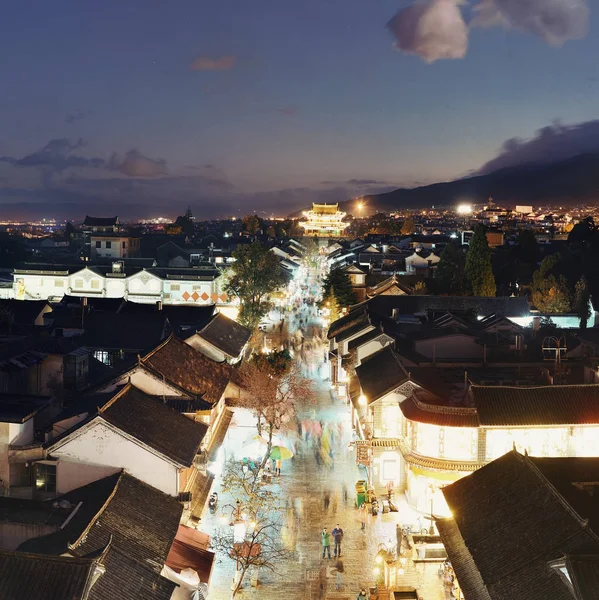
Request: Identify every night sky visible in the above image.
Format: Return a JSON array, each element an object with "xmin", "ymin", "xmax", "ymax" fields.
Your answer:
[{"xmin": 0, "ymin": 0, "xmax": 597, "ymax": 219}]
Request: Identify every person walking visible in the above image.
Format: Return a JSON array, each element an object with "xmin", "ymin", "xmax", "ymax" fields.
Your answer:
[
  {"xmin": 332, "ymin": 524, "xmax": 344, "ymax": 557},
  {"xmin": 334, "ymin": 559, "xmax": 344, "ymax": 591},
  {"xmin": 321, "ymin": 527, "xmax": 332, "ymax": 559},
  {"xmin": 275, "ymin": 459, "xmax": 282, "ymax": 475},
  {"xmin": 359, "ymin": 502, "xmax": 367, "ymax": 531},
  {"xmin": 357, "ymin": 588, "xmax": 369, "ymax": 599},
  {"xmin": 323, "ymin": 490, "xmax": 331, "ymax": 511}
]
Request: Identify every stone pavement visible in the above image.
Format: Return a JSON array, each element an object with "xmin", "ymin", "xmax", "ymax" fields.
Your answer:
[{"xmin": 206, "ymin": 380, "xmax": 450, "ymax": 600}]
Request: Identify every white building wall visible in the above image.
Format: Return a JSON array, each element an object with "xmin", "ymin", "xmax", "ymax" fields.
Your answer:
[
  {"xmin": 51, "ymin": 421, "xmax": 179, "ymax": 495},
  {"xmin": 56, "ymin": 459, "xmax": 121, "ymax": 494},
  {"xmin": 356, "ymin": 337, "xmax": 393, "ymax": 365},
  {"xmin": 185, "ymin": 336, "xmax": 227, "ymax": 363}
]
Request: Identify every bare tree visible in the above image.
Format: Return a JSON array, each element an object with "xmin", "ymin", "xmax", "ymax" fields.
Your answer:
[
  {"xmin": 210, "ymin": 504, "xmax": 289, "ymax": 597},
  {"xmin": 211, "ymin": 459, "xmax": 290, "ymax": 597},
  {"xmin": 240, "ymin": 357, "xmax": 314, "ymax": 473}
]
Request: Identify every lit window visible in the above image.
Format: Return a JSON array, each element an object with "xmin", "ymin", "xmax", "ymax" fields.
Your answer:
[
  {"xmin": 55, "ymin": 279, "xmax": 64, "ymax": 287},
  {"xmin": 170, "ymin": 284, "xmax": 180, "ymax": 291},
  {"xmin": 91, "ymin": 280, "xmax": 100, "ymax": 290},
  {"xmin": 34, "ymin": 463, "xmax": 56, "ymax": 493},
  {"xmin": 74, "ymin": 279, "xmax": 83, "ymax": 289}
]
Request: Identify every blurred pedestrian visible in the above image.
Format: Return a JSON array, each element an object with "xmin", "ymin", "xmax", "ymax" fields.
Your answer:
[
  {"xmin": 359, "ymin": 503, "xmax": 367, "ymax": 531},
  {"xmin": 323, "ymin": 490, "xmax": 331, "ymax": 511},
  {"xmin": 334, "ymin": 559, "xmax": 345, "ymax": 591},
  {"xmin": 357, "ymin": 588, "xmax": 369, "ymax": 600},
  {"xmin": 321, "ymin": 527, "xmax": 332, "ymax": 559}
]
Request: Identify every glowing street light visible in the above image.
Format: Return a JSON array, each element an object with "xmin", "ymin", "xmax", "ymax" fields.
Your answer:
[
  {"xmin": 457, "ymin": 204, "xmax": 472, "ymax": 215},
  {"xmin": 358, "ymin": 394, "xmax": 367, "ymax": 406}
]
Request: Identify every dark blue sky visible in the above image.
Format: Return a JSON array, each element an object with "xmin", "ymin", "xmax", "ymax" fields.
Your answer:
[{"xmin": 0, "ymin": 0, "xmax": 597, "ymax": 219}]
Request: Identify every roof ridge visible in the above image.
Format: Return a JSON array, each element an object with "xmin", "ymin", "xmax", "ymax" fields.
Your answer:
[
  {"xmin": 470, "ymin": 383, "xmax": 599, "ymax": 391},
  {"xmin": 141, "ymin": 332, "xmax": 175, "ymax": 362},
  {"xmin": 68, "ymin": 471, "xmax": 125, "ymax": 552},
  {"xmin": 98, "ymin": 382, "xmax": 132, "ymax": 413}
]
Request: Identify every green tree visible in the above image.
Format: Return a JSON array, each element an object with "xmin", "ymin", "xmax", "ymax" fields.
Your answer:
[
  {"xmin": 401, "ymin": 216, "xmax": 416, "ymax": 235},
  {"xmin": 243, "ymin": 214, "xmax": 262, "ymax": 237},
  {"xmin": 464, "ymin": 225, "xmax": 496, "ymax": 296},
  {"xmin": 531, "ymin": 254, "xmax": 571, "ymax": 313},
  {"xmin": 574, "ymin": 275, "xmax": 591, "ymax": 329},
  {"xmin": 322, "ymin": 268, "xmax": 355, "ymax": 308},
  {"xmin": 225, "ymin": 242, "xmax": 285, "ymax": 328},
  {"xmin": 435, "ymin": 241, "xmax": 465, "ymax": 294}
]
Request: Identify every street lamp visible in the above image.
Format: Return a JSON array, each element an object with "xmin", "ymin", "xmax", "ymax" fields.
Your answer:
[{"xmin": 358, "ymin": 394, "xmax": 367, "ymax": 407}]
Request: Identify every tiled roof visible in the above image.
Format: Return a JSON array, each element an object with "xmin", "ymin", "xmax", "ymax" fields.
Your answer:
[
  {"xmin": 18, "ymin": 473, "xmax": 124, "ymax": 555},
  {"xmin": 563, "ymin": 554, "xmax": 599, "ymax": 600},
  {"xmin": 88, "ymin": 544, "xmax": 176, "ymax": 600},
  {"xmin": 400, "ymin": 391, "xmax": 479, "ymax": 427},
  {"xmin": 165, "ymin": 396, "xmax": 212, "ymax": 413},
  {"xmin": 335, "ymin": 317, "xmax": 373, "ymax": 343},
  {"xmin": 440, "ymin": 451, "xmax": 599, "ymax": 600},
  {"xmin": 327, "ymin": 306, "xmax": 368, "ymax": 339},
  {"xmin": 83, "ymin": 216, "xmax": 118, "ymax": 226},
  {"xmin": 99, "ymin": 384, "xmax": 208, "ymax": 466},
  {"xmin": 470, "ymin": 384, "xmax": 599, "ymax": 426},
  {"xmin": 197, "ymin": 312, "xmax": 252, "ymax": 359},
  {"xmin": 69, "ymin": 473, "xmax": 183, "ymax": 570},
  {"xmin": 0, "ymin": 393, "xmax": 53, "ymax": 423},
  {"xmin": 355, "ymin": 346, "xmax": 408, "ymax": 404},
  {"xmin": 0, "ymin": 550, "xmax": 99, "ymax": 600},
  {"xmin": 142, "ymin": 334, "xmax": 233, "ymax": 403}
]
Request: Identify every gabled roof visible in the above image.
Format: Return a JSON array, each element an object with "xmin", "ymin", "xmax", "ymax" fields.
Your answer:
[
  {"xmin": 0, "ymin": 393, "xmax": 53, "ymax": 423},
  {"xmin": 367, "ymin": 275, "xmax": 412, "ymax": 297},
  {"xmin": 83, "ymin": 216, "xmax": 118, "ymax": 227},
  {"xmin": 469, "ymin": 384, "xmax": 599, "ymax": 426},
  {"xmin": 439, "ymin": 451, "xmax": 599, "ymax": 600},
  {"xmin": 20, "ymin": 472, "xmax": 183, "ymax": 571},
  {"xmin": 98, "ymin": 384, "xmax": 208, "ymax": 466},
  {"xmin": 343, "ymin": 264, "xmax": 366, "ymax": 274},
  {"xmin": 327, "ymin": 306, "xmax": 371, "ymax": 341},
  {"xmin": 0, "ymin": 550, "xmax": 100, "ymax": 600},
  {"xmin": 354, "ymin": 346, "xmax": 408, "ymax": 404},
  {"xmin": 142, "ymin": 334, "xmax": 233, "ymax": 403},
  {"xmin": 197, "ymin": 312, "xmax": 252, "ymax": 359},
  {"xmin": 347, "ymin": 326, "xmax": 390, "ymax": 351}
]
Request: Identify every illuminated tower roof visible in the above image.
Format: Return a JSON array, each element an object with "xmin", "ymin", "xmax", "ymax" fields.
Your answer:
[{"xmin": 301, "ymin": 203, "xmax": 347, "ymax": 238}]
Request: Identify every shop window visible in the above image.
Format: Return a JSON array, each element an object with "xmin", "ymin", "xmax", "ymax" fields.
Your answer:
[{"xmin": 34, "ymin": 463, "xmax": 56, "ymax": 493}]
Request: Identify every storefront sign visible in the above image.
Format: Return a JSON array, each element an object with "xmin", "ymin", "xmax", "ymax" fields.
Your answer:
[{"xmin": 356, "ymin": 443, "xmax": 371, "ymax": 466}]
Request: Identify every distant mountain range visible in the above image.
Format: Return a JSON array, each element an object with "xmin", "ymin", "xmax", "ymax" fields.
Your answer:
[{"xmin": 343, "ymin": 152, "xmax": 599, "ymax": 214}]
